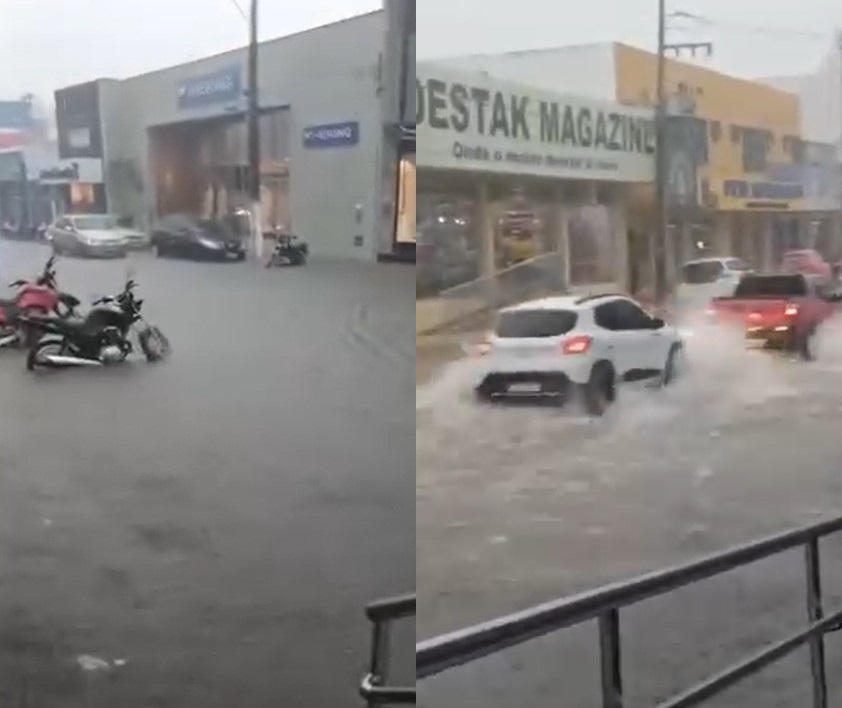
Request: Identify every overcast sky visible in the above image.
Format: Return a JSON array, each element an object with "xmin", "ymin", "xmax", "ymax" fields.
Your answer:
[
  {"xmin": 418, "ymin": 0, "xmax": 842, "ymax": 79},
  {"xmin": 0, "ymin": 0, "xmax": 379, "ymax": 105}
]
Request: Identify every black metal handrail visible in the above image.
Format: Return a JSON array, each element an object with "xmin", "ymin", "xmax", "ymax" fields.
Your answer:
[
  {"xmin": 360, "ymin": 593, "xmax": 416, "ymax": 706},
  {"xmin": 362, "ymin": 515, "xmax": 842, "ymax": 706}
]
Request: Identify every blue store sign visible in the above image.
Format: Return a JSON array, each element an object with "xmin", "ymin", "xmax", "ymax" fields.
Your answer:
[
  {"xmin": 177, "ymin": 66, "xmax": 242, "ymax": 110},
  {"xmin": 302, "ymin": 121, "xmax": 360, "ymax": 149}
]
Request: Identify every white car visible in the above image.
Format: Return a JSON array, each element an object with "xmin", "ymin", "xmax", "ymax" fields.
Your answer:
[
  {"xmin": 47, "ymin": 214, "xmax": 128, "ymax": 258},
  {"xmin": 676, "ymin": 257, "xmax": 752, "ymax": 314},
  {"xmin": 474, "ymin": 294, "xmax": 684, "ymax": 415}
]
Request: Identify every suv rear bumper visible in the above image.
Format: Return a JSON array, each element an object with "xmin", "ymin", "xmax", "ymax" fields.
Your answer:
[{"xmin": 477, "ymin": 371, "xmax": 572, "ymax": 401}]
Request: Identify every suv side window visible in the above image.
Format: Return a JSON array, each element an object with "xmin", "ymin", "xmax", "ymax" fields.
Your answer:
[
  {"xmin": 594, "ymin": 302, "xmax": 620, "ymax": 331},
  {"xmin": 613, "ymin": 299, "xmax": 654, "ymax": 330}
]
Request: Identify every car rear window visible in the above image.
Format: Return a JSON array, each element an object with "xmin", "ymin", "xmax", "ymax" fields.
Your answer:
[
  {"xmin": 682, "ymin": 261, "xmax": 724, "ymax": 284},
  {"xmin": 495, "ymin": 309, "xmax": 578, "ymax": 338},
  {"xmin": 733, "ymin": 275, "xmax": 807, "ymax": 298}
]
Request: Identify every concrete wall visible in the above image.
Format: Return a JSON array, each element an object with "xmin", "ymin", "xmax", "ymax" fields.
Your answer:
[
  {"xmin": 102, "ymin": 11, "xmax": 387, "ymax": 261},
  {"xmin": 434, "ymin": 43, "xmax": 618, "ymax": 101}
]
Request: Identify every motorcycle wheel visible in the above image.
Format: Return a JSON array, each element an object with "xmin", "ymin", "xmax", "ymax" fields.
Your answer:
[
  {"xmin": 26, "ymin": 336, "xmax": 67, "ymax": 371},
  {"xmin": 20, "ymin": 307, "xmax": 47, "ymax": 348},
  {"xmin": 139, "ymin": 326, "xmax": 171, "ymax": 362}
]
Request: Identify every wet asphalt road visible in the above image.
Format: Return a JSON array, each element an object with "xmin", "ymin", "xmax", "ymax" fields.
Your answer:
[
  {"xmin": 418, "ymin": 325, "xmax": 842, "ymax": 707},
  {"xmin": 0, "ymin": 239, "xmax": 414, "ymax": 708}
]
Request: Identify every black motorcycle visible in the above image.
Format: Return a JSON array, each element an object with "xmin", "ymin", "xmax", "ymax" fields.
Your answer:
[
  {"xmin": 265, "ymin": 231, "xmax": 308, "ymax": 267},
  {"xmin": 23, "ymin": 279, "xmax": 170, "ymax": 371}
]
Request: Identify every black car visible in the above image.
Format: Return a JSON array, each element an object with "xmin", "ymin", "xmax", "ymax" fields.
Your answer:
[{"xmin": 150, "ymin": 214, "xmax": 246, "ymax": 261}]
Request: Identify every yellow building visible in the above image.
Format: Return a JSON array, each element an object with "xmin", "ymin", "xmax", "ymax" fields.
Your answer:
[{"xmin": 614, "ymin": 43, "xmax": 831, "ymax": 271}]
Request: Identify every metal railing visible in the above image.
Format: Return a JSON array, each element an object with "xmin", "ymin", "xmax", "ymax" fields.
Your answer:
[
  {"xmin": 362, "ymin": 516, "xmax": 842, "ymax": 706},
  {"xmin": 360, "ymin": 593, "xmax": 416, "ymax": 706}
]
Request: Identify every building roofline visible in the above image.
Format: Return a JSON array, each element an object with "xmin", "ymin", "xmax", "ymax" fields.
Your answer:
[
  {"xmin": 56, "ymin": 9, "xmax": 381, "ymax": 90},
  {"xmin": 427, "ymin": 41, "xmax": 614, "ymax": 63},
  {"xmin": 431, "ymin": 40, "xmax": 802, "ymax": 102}
]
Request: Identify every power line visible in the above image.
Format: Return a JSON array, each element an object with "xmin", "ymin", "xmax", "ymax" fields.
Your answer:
[
  {"xmin": 669, "ymin": 10, "xmax": 828, "ymax": 42},
  {"xmin": 227, "ymin": 0, "xmax": 248, "ymax": 22}
]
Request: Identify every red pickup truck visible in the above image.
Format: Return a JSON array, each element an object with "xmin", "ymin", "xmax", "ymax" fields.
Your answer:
[{"xmin": 708, "ymin": 273, "xmax": 841, "ymax": 359}]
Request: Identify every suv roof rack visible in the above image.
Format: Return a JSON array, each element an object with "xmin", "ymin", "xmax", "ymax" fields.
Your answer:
[{"xmin": 574, "ymin": 293, "xmax": 626, "ymax": 305}]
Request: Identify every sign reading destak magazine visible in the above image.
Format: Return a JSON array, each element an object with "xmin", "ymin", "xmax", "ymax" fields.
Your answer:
[{"xmin": 417, "ymin": 63, "xmax": 656, "ymax": 182}]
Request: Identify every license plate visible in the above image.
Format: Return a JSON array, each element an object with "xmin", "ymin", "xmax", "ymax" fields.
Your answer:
[{"xmin": 508, "ymin": 382, "xmax": 541, "ymax": 394}]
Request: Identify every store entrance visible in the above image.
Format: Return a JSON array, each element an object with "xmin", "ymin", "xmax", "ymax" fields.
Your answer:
[
  {"xmin": 148, "ymin": 109, "xmax": 291, "ymax": 233},
  {"xmin": 396, "ymin": 152, "xmax": 415, "ymax": 245}
]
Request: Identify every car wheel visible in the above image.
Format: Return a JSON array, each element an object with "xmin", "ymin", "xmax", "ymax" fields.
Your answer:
[
  {"xmin": 661, "ymin": 344, "xmax": 684, "ymax": 386},
  {"xmin": 581, "ymin": 362, "xmax": 614, "ymax": 417}
]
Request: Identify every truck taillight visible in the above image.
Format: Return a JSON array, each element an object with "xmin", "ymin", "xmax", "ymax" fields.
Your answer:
[
  {"xmin": 784, "ymin": 303, "xmax": 799, "ymax": 316},
  {"xmin": 562, "ymin": 335, "xmax": 592, "ymax": 355}
]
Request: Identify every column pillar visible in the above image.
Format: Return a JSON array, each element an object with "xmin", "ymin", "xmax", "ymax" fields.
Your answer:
[
  {"xmin": 477, "ymin": 180, "xmax": 499, "ymax": 308},
  {"xmin": 713, "ymin": 212, "xmax": 733, "ymax": 256},
  {"xmin": 478, "ymin": 180, "xmax": 495, "ymax": 279},
  {"xmin": 609, "ymin": 187, "xmax": 629, "ymax": 293},
  {"xmin": 759, "ymin": 213, "xmax": 775, "ymax": 271},
  {"xmin": 798, "ymin": 212, "xmax": 814, "ymax": 248},
  {"xmin": 830, "ymin": 212, "xmax": 842, "ymax": 261},
  {"xmin": 551, "ymin": 185, "xmax": 571, "ymax": 292}
]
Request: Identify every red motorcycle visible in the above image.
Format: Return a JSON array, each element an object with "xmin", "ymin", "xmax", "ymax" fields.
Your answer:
[{"xmin": 0, "ymin": 256, "xmax": 67, "ymax": 348}]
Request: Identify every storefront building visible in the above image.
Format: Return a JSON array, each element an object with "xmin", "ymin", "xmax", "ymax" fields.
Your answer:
[
  {"xmin": 53, "ymin": 10, "xmax": 409, "ymax": 261},
  {"xmin": 443, "ymin": 42, "xmax": 842, "ymax": 279},
  {"xmin": 416, "ymin": 62, "xmax": 656, "ymax": 329}
]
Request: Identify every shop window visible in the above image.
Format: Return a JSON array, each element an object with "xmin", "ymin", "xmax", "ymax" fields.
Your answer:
[
  {"xmin": 741, "ymin": 127, "xmax": 769, "ymax": 173},
  {"xmin": 416, "ymin": 191, "xmax": 480, "ymax": 298},
  {"xmin": 568, "ymin": 204, "xmax": 615, "ymax": 286},
  {"xmin": 496, "ymin": 190, "xmax": 545, "ymax": 269},
  {"xmin": 69, "ymin": 183, "xmax": 96, "ymax": 212}
]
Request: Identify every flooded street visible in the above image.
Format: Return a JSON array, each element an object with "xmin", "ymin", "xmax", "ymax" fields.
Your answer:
[
  {"xmin": 0, "ymin": 241, "xmax": 415, "ymax": 707},
  {"xmin": 417, "ymin": 322, "xmax": 842, "ymax": 707}
]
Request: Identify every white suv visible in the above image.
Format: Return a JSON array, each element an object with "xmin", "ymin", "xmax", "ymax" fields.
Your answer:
[
  {"xmin": 676, "ymin": 257, "xmax": 752, "ymax": 314},
  {"xmin": 474, "ymin": 294, "xmax": 684, "ymax": 415}
]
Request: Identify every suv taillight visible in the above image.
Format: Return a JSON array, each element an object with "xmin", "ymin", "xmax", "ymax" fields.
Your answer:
[
  {"xmin": 784, "ymin": 303, "xmax": 799, "ymax": 316},
  {"xmin": 562, "ymin": 335, "xmax": 592, "ymax": 355}
]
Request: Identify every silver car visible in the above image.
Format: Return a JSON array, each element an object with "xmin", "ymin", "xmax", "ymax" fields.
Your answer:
[{"xmin": 47, "ymin": 214, "xmax": 129, "ymax": 258}]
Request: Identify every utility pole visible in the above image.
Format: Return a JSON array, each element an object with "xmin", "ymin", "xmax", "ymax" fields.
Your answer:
[
  {"xmin": 247, "ymin": 0, "xmax": 263, "ymax": 262},
  {"xmin": 837, "ymin": 30, "xmax": 842, "ymax": 256},
  {"xmin": 653, "ymin": 3, "xmax": 714, "ymax": 303},
  {"xmin": 653, "ymin": 0, "xmax": 668, "ymax": 303}
]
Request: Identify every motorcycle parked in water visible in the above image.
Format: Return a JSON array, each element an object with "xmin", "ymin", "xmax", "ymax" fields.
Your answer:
[
  {"xmin": 265, "ymin": 230, "xmax": 308, "ymax": 267},
  {"xmin": 0, "ymin": 256, "xmax": 73, "ymax": 348},
  {"xmin": 23, "ymin": 279, "xmax": 171, "ymax": 371}
]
